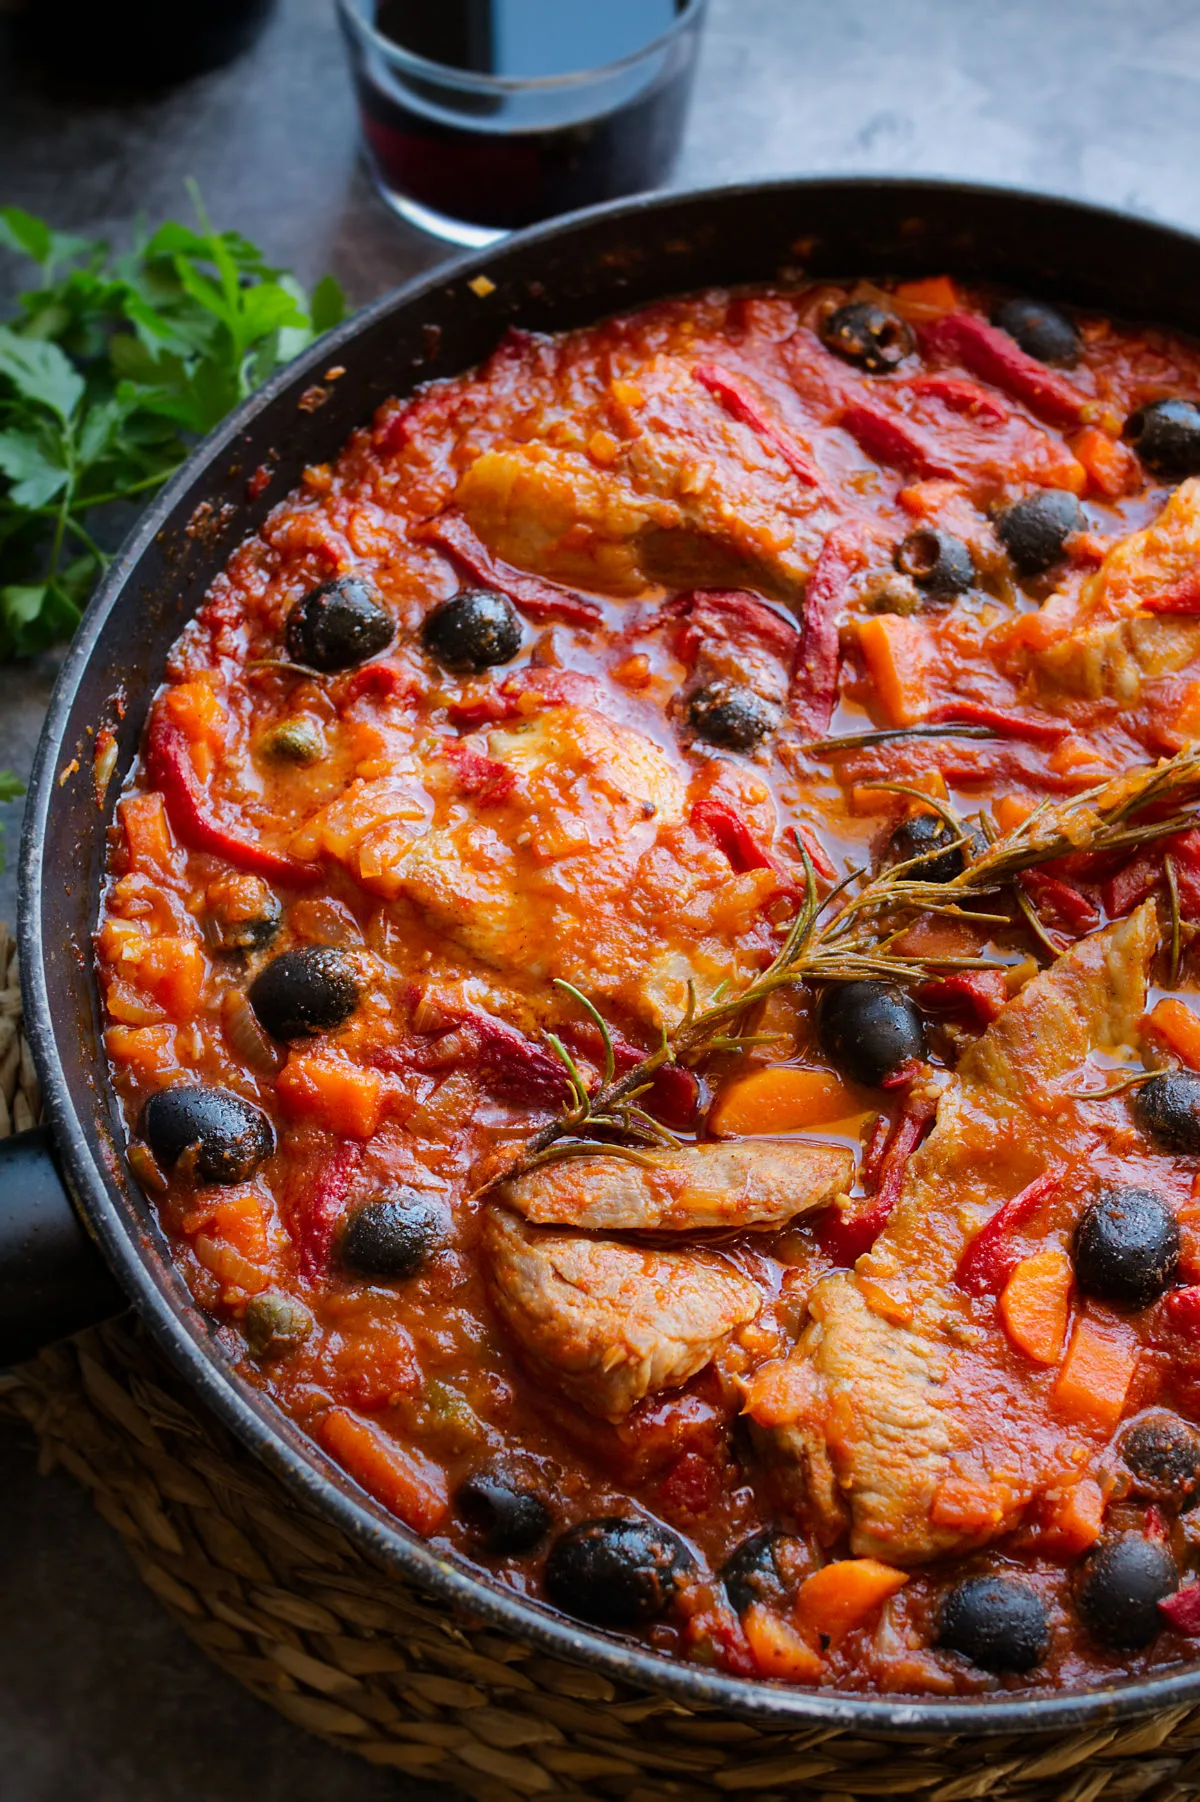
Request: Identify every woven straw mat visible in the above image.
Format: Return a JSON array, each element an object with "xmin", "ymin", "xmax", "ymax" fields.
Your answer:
[{"xmin": 4, "ymin": 923, "xmax": 1200, "ymax": 1800}]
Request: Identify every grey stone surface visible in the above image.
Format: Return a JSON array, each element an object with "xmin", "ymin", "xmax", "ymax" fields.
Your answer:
[{"xmin": 2, "ymin": 0, "xmax": 1200, "ymax": 1794}]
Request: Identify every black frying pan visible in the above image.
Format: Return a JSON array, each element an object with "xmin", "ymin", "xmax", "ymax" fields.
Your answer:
[{"xmin": 6, "ymin": 177, "xmax": 1200, "ymax": 1735}]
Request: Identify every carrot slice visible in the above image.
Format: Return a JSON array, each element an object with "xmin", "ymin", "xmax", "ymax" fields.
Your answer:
[
  {"xmin": 999, "ymin": 1247, "xmax": 1073, "ymax": 1365},
  {"xmin": 742, "ymin": 1603, "xmax": 823, "ymax": 1680},
  {"xmin": 1142, "ymin": 997, "xmax": 1200, "ymax": 1072},
  {"xmin": 856, "ymin": 615, "xmax": 932, "ymax": 727},
  {"xmin": 708, "ymin": 1066, "xmax": 868, "ymax": 1138},
  {"xmin": 1053, "ymin": 1315, "xmax": 1139, "ymax": 1431},
  {"xmin": 119, "ymin": 791, "xmax": 175, "ymax": 874},
  {"xmin": 320, "ymin": 1408, "xmax": 449, "ymax": 1534},
  {"xmin": 277, "ymin": 1055, "xmax": 384, "ymax": 1139},
  {"xmin": 1071, "ymin": 425, "xmax": 1139, "ymax": 499},
  {"xmin": 795, "ymin": 1559, "xmax": 908, "ymax": 1646}
]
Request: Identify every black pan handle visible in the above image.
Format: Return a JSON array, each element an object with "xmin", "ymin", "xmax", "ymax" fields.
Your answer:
[{"xmin": 0, "ymin": 1126, "xmax": 126, "ymax": 1364}]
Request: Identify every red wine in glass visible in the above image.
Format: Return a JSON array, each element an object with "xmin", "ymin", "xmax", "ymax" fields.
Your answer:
[{"xmin": 337, "ymin": 0, "xmax": 707, "ymax": 245}]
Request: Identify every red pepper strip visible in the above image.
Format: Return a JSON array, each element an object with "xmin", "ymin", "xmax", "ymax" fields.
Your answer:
[
  {"xmin": 817, "ymin": 1089, "xmax": 937, "ymax": 1265},
  {"xmin": 338, "ymin": 662, "xmax": 419, "ymax": 704},
  {"xmin": 955, "ymin": 1170, "xmax": 1062, "ymax": 1297},
  {"xmin": 880, "ymin": 1056, "xmax": 925, "ymax": 1092},
  {"xmin": 791, "ymin": 524, "xmax": 863, "ymax": 737},
  {"xmin": 859, "ymin": 1110, "xmax": 892, "ymax": 1187},
  {"xmin": 146, "ymin": 711, "xmax": 319, "ymax": 886},
  {"xmin": 917, "ymin": 969, "xmax": 1008, "ymax": 1026},
  {"xmin": 1143, "ymin": 568, "xmax": 1200, "ymax": 614},
  {"xmin": 1100, "ymin": 849, "xmax": 1163, "ymax": 918},
  {"xmin": 446, "ymin": 665, "xmax": 601, "ymax": 729},
  {"xmin": 295, "ymin": 1140, "xmax": 362, "ymax": 1280},
  {"xmin": 691, "ymin": 798, "xmax": 784, "ymax": 877},
  {"xmin": 1020, "ymin": 869, "xmax": 1101, "ymax": 936},
  {"xmin": 1167, "ymin": 1286, "xmax": 1200, "ymax": 1334},
  {"xmin": 440, "ymin": 738, "xmax": 516, "ymax": 805},
  {"xmin": 421, "ymin": 510, "xmax": 604, "ymax": 627},
  {"xmin": 692, "ymin": 362, "xmax": 829, "ymax": 492},
  {"xmin": 925, "ymin": 701, "xmax": 1070, "ymax": 744},
  {"xmin": 470, "ymin": 1013, "xmax": 571, "ymax": 1106},
  {"xmin": 663, "ymin": 588, "xmax": 798, "ymax": 666},
  {"xmin": 907, "ymin": 374, "xmax": 1009, "ymax": 425},
  {"xmin": 1160, "ymin": 1583, "xmax": 1200, "ymax": 1636},
  {"xmin": 920, "ymin": 313, "xmax": 1087, "ymax": 428},
  {"xmin": 791, "ymin": 822, "xmax": 838, "ymax": 884},
  {"xmin": 375, "ymin": 386, "xmax": 468, "ymax": 456},
  {"xmin": 838, "ymin": 401, "xmax": 959, "ymax": 479},
  {"xmin": 642, "ymin": 1064, "xmax": 701, "ymax": 1131}
]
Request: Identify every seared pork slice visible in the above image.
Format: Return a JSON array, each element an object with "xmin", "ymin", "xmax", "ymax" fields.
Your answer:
[
  {"xmin": 483, "ymin": 1206, "xmax": 761, "ymax": 1422},
  {"xmin": 501, "ymin": 1140, "xmax": 852, "ymax": 1233},
  {"xmin": 757, "ymin": 906, "xmax": 1158, "ymax": 1563}
]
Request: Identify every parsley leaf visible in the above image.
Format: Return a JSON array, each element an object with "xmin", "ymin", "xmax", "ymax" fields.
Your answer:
[{"xmin": 0, "ymin": 187, "xmax": 345, "ymax": 661}]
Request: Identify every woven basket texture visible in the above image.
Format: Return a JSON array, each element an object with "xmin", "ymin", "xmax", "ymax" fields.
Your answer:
[{"xmin": 5, "ymin": 922, "xmax": 1200, "ymax": 1801}]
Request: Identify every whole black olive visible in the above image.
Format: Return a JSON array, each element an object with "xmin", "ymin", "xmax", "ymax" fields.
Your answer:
[
  {"xmin": 1124, "ymin": 398, "xmax": 1200, "ymax": 479},
  {"xmin": 1132, "ymin": 1070, "xmax": 1200, "ymax": 1156},
  {"xmin": 248, "ymin": 946, "xmax": 361, "ymax": 1042},
  {"xmin": 1073, "ymin": 1185, "xmax": 1180, "ymax": 1311},
  {"xmin": 995, "ymin": 490, "xmax": 1082, "ymax": 576},
  {"xmin": 339, "ymin": 1192, "xmax": 443, "ymax": 1280},
  {"xmin": 819, "ymin": 301, "xmax": 914, "ymax": 373},
  {"xmin": 720, "ymin": 1532, "xmax": 790, "ymax": 1616},
  {"xmin": 894, "ymin": 528, "xmax": 974, "ymax": 598},
  {"xmin": 888, "ymin": 812, "xmax": 965, "ymax": 884},
  {"xmin": 816, "ymin": 980, "xmax": 927, "ymax": 1088},
  {"xmin": 1121, "ymin": 1414, "xmax": 1200, "ymax": 1508},
  {"xmin": 544, "ymin": 1517, "xmax": 692, "ymax": 1628},
  {"xmin": 243, "ymin": 1290, "xmax": 314, "ymax": 1360},
  {"xmin": 421, "ymin": 588, "xmax": 523, "ymax": 673},
  {"xmin": 991, "ymin": 298, "xmax": 1081, "ymax": 368},
  {"xmin": 688, "ymin": 684, "xmax": 777, "ymax": 753},
  {"xmin": 284, "ymin": 575, "xmax": 395, "ymax": 673},
  {"xmin": 937, "ymin": 1575, "xmax": 1050, "ymax": 1673},
  {"xmin": 1076, "ymin": 1533, "xmax": 1177, "ymax": 1649},
  {"xmin": 139, "ymin": 1085, "xmax": 274, "ymax": 1185},
  {"xmin": 457, "ymin": 1469, "xmax": 551, "ymax": 1555}
]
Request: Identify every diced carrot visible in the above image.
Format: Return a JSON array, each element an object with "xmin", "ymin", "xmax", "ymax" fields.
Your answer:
[
  {"xmin": 1142, "ymin": 997, "xmax": 1200, "ymax": 1072},
  {"xmin": 708, "ymin": 1066, "xmax": 869, "ymax": 1138},
  {"xmin": 999, "ymin": 1247, "xmax": 1073, "ymax": 1366},
  {"xmin": 929, "ymin": 1475, "xmax": 1011, "ymax": 1535},
  {"xmin": 795, "ymin": 1559, "xmax": 908, "ymax": 1646},
  {"xmin": 136, "ymin": 936, "xmax": 206, "ymax": 1020},
  {"xmin": 611, "ymin": 653, "xmax": 652, "ymax": 690},
  {"xmin": 1070, "ymin": 426, "xmax": 1139, "ymax": 499},
  {"xmin": 1053, "ymin": 1315, "xmax": 1139, "ymax": 1431},
  {"xmin": 742, "ymin": 1603, "xmax": 823, "ymax": 1680},
  {"xmin": 1170, "ymin": 681, "xmax": 1200, "ymax": 745},
  {"xmin": 193, "ymin": 1234, "xmax": 271, "ymax": 1298},
  {"xmin": 205, "ymin": 1192, "xmax": 269, "ymax": 1261},
  {"xmin": 857, "ymin": 1275, "xmax": 914, "ymax": 1327},
  {"xmin": 103, "ymin": 973, "xmax": 166, "ymax": 1026},
  {"xmin": 994, "ymin": 794, "xmax": 1036, "ymax": 836},
  {"xmin": 103, "ymin": 1024, "xmax": 176, "ymax": 1081},
  {"xmin": 277, "ymin": 1054, "xmax": 384, "ymax": 1139},
  {"xmin": 892, "ymin": 275, "xmax": 960, "ymax": 321},
  {"xmin": 587, "ymin": 429, "xmax": 621, "ymax": 467},
  {"xmin": 164, "ymin": 678, "xmax": 226, "ymax": 750},
  {"xmin": 897, "ymin": 478, "xmax": 962, "ymax": 519},
  {"xmin": 1040, "ymin": 1476, "xmax": 1106, "ymax": 1556},
  {"xmin": 741, "ymin": 1353, "xmax": 819, "ymax": 1430},
  {"xmin": 319, "ymin": 1407, "xmax": 449, "ymax": 1534},
  {"xmin": 119, "ymin": 792, "xmax": 175, "ymax": 875},
  {"xmin": 856, "ymin": 615, "xmax": 931, "ymax": 727}
]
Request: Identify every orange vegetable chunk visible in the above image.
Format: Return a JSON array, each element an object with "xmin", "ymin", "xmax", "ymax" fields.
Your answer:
[
  {"xmin": 795, "ymin": 1558, "xmax": 909, "ymax": 1646},
  {"xmin": 320, "ymin": 1408, "xmax": 449, "ymax": 1533},
  {"xmin": 1143, "ymin": 997, "xmax": 1200, "ymax": 1072},
  {"xmin": 857, "ymin": 615, "xmax": 931, "ymax": 726},
  {"xmin": 1053, "ymin": 1315, "xmax": 1139, "ymax": 1431},
  {"xmin": 708, "ymin": 1066, "xmax": 868, "ymax": 1138},
  {"xmin": 1071, "ymin": 425, "xmax": 1139, "ymax": 499},
  {"xmin": 742, "ymin": 1603, "xmax": 823, "ymax": 1680},
  {"xmin": 119, "ymin": 791, "xmax": 175, "ymax": 874},
  {"xmin": 999, "ymin": 1247, "xmax": 1073, "ymax": 1366},
  {"xmin": 277, "ymin": 1055, "xmax": 384, "ymax": 1139}
]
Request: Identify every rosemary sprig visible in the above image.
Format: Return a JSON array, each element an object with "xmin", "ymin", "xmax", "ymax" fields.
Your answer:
[
  {"xmin": 806, "ymin": 723, "xmax": 997, "ymax": 755},
  {"xmin": 489, "ymin": 744, "xmax": 1200, "ymax": 1187}
]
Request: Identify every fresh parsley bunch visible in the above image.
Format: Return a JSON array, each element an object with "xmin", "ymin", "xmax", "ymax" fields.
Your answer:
[{"xmin": 0, "ymin": 184, "xmax": 344, "ymax": 660}]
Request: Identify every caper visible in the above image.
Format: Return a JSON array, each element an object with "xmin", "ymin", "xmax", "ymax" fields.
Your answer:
[
  {"xmin": 244, "ymin": 1290, "xmax": 314, "ymax": 1360},
  {"xmin": 261, "ymin": 717, "xmax": 324, "ymax": 764}
]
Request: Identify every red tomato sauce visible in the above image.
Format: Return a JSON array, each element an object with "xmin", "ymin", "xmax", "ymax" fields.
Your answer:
[{"xmin": 95, "ymin": 274, "xmax": 1200, "ymax": 1694}]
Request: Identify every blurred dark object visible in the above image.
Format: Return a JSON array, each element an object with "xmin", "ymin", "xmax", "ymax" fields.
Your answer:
[{"xmin": 10, "ymin": 0, "xmax": 276, "ymax": 88}]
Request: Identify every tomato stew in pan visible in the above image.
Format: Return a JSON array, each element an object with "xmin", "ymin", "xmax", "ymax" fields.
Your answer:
[{"xmin": 96, "ymin": 274, "xmax": 1200, "ymax": 1694}]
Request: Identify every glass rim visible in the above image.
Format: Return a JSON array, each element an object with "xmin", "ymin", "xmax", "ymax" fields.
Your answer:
[{"xmin": 336, "ymin": 0, "xmax": 707, "ymax": 94}]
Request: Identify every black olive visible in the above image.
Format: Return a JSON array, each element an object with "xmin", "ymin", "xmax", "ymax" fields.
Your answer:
[
  {"xmin": 244, "ymin": 1290, "xmax": 314, "ymax": 1360},
  {"xmin": 339, "ymin": 1192, "xmax": 443, "ymax": 1280},
  {"xmin": 457, "ymin": 1470, "xmax": 551, "ymax": 1555},
  {"xmin": 889, "ymin": 812, "xmax": 966, "ymax": 885},
  {"xmin": 204, "ymin": 879, "xmax": 282, "ymax": 953},
  {"xmin": 1132, "ymin": 1070, "xmax": 1200, "ymax": 1156},
  {"xmin": 1121, "ymin": 1414, "xmax": 1200, "ymax": 1508},
  {"xmin": 991, "ymin": 298, "xmax": 1081, "ymax": 368},
  {"xmin": 1073, "ymin": 1185, "xmax": 1180, "ymax": 1311},
  {"xmin": 688, "ymin": 684, "xmax": 777, "ymax": 753},
  {"xmin": 1076, "ymin": 1533, "xmax": 1177, "ymax": 1649},
  {"xmin": 139, "ymin": 1085, "xmax": 274, "ymax": 1185},
  {"xmin": 894, "ymin": 528, "xmax": 974, "ymax": 598},
  {"xmin": 284, "ymin": 575, "xmax": 395, "ymax": 673},
  {"xmin": 1124, "ymin": 398, "xmax": 1200, "ymax": 479},
  {"xmin": 816, "ymin": 980, "xmax": 927, "ymax": 1088},
  {"xmin": 937, "ymin": 1575, "xmax": 1050, "ymax": 1673},
  {"xmin": 421, "ymin": 588, "xmax": 523, "ymax": 673},
  {"xmin": 995, "ymin": 490, "xmax": 1083, "ymax": 576},
  {"xmin": 819, "ymin": 301, "xmax": 913, "ymax": 373},
  {"xmin": 544, "ymin": 1517, "xmax": 692, "ymax": 1628},
  {"xmin": 719, "ymin": 1532, "xmax": 789, "ymax": 1616},
  {"xmin": 247, "ymin": 946, "xmax": 361, "ymax": 1042}
]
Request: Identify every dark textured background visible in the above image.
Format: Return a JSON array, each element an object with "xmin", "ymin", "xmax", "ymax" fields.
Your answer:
[{"xmin": 3, "ymin": 0, "xmax": 1200, "ymax": 1794}]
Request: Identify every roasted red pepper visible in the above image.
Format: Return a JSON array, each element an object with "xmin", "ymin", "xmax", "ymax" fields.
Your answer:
[
  {"xmin": 440, "ymin": 737, "xmax": 516, "ymax": 806},
  {"xmin": 294, "ymin": 1140, "xmax": 363, "ymax": 1280},
  {"xmin": 693, "ymin": 362, "xmax": 829, "ymax": 491},
  {"xmin": 421, "ymin": 510, "xmax": 604, "ymax": 627},
  {"xmin": 1144, "ymin": 568, "xmax": 1200, "ymax": 613},
  {"xmin": 1020, "ymin": 869, "xmax": 1101, "ymax": 936},
  {"xmin": 470, "ymin": 1012, "xmax": 570, "ymax": 1106},
  {"xmin": 1160, "ymin": 1583, "xmax": 1200, "ymax": 1636},
  {"xmin": 791, "ymin": 524, "xmax": 863, "ymax": 737},
  {"xmin": 917, "ymin": 969, "xmax": 1008, "ymax": 1026},
  {"xmin": 907, "ymin": 373, "xmax": 1009, "ymax": 424},
  {"xmin": 920, "ymin": 312, "xmax": 1087, "ymax": 428},
  {"xmin": 955, "ymin": 1170, "xmax": 1062, "ymax": 1296},
  {"xmin": 663, "ymin": 588, "xmax": 798, "ymax": 669},
  {"xmin": 838, "ymin": 401, "xmax": 958, "ymax": 479},
  {"xmin": 146, "ymin": 710, "xmax": 318, "ymax": 886},
  {"xmin": 817, "ymin": 1088, "xmax": 937, "ymax": 1264},
  {"xmin": 691, "ymin": 797, "xmax": 784, "ymax": 878},
  {"xmin": 927, "ymin": 700, "xmax": 1070, "ymax": 744}
]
